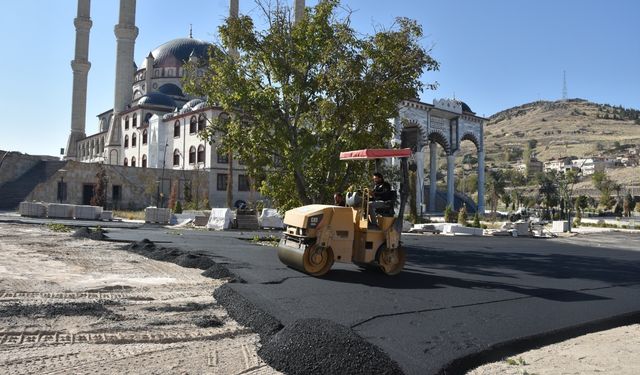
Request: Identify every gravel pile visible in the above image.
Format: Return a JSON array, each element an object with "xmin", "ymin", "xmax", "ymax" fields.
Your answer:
[
  {"xmin": 72, "ymin": 227, "xmax": 106, "ymax": 240},
  {"xmin": 193, "ymin": 315, "xmax": 224, "ymax": 328},
  {"xmin": 213, "ymin": 285, "xmax": 283, "ymax": 337},
  {"xmin": 259, "ymin": 318, "xmax": 404, "ymax": 375},
  {"xmin": 175, "ymin": 253, "xmax": 215, "ymax": 270},
  {"xmin": 0, "ymin": 302, "xmax": 118, "ymax": 319}
]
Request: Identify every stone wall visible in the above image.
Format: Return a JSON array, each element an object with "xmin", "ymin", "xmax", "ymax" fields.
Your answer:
[
  {"xmin": 25, "ymin": 160, "xmax": 260, "ymax": 210},
  {"xmin": 0, "ymin": 151, "xmax": 58, "ymax": 186}
]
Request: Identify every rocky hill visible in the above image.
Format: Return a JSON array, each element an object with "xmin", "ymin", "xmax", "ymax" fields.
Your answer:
[{"xmin": 481, "ymin": 99, "xmax": 640, "ymax": 164}]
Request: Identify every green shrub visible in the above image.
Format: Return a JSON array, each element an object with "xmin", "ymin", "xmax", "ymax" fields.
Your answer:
[{"xmin": 173, "ymin": 200, "xmax": 183, "ymax": 214}]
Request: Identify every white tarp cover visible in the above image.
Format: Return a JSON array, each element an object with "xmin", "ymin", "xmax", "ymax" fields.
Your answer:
[
  {"xmin": 259, "ymin": 209, "xmax": 284, "ymax": 229},
  {"xmin": 207, "ymin": 208, "xmax": 233, "ymax": 230}
]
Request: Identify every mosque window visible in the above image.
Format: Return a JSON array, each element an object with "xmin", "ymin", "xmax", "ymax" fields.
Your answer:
[
  {"xmin": 238, "ymin": 175, "xmax": 250, "ymax": 192},
  {"xmin": 197, "ymin": 145, "xmax": 205, "ymax": 164},
  {"xmin": 189, "ymin": 146, "xmax": 196, "ymax": 164},
  {"xmin": 132, "ymin": 133, "xmax": 137, "ymax": 147},
  {"xmin": 125, "ymin": 116, "xmax": 129, "ymax": 130},
  {"xmin": 124, "ymin": 135, "xmax": 129, "ymax": 148},
  {"xmin": 142, "ymin": 155, "xmax": 147, "ymax": 168},
  {"xmin": 189, "ymin": 116, "xmax": 197, "ymax": 134},
  {"xmin": 133, "ymin": 114, "xmax": 138, "ymax": 128},
  {"xmin": 173, "ymin": 149, "xmax": 181, "ymax": 166},
  {"xmin": 174, "ymin": 121, "xmax": 181, "ymax": 137},
  {"xmin": 198, "ymin": 114, "xmax": 207, "ymax": 132},
  {"xmin": 131, "ymin": 157, "xmax": 136, "ymax": 167},
  {"xmin": 142, "ymin": 129, "xmax": 148, "ymax": 145},
  {"xmin": 217, "ymin": 149, "xmax": 229, "ymax": 164},
  {"xmin": 123, "ymin": 158, "xmax": 128, "ymax": 167},
  {"xmin": 217, "ymin": 174, "xmax": 228, "ymax": 191},
  {"xmin": 144, "ymin": 112, "xmax": 153, "ymax": 124}
]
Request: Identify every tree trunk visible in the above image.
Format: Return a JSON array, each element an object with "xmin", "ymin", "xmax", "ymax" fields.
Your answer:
[
  {"xmin": 226, "ymin": 151, "xmax": 233, "ymax": 208},
  {"xmin": 293, "ymin": 169, "xmax": 312, "ymax": 205}
]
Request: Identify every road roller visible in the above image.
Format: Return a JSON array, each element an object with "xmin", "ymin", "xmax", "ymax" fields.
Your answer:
[{"xmin": 278, "ymin": 148, "xmax": 411, "ymax": 276}]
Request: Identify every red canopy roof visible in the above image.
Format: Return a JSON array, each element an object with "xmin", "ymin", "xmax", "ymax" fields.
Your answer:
[{"xmin": 339, "ymin": 148, "xmax": 412, "ymax": 160}]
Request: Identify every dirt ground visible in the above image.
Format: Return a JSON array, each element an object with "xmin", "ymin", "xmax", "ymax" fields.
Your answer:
[{"xmin": 0, "ymin": 222, "xmax": 281, "ymax": 375}]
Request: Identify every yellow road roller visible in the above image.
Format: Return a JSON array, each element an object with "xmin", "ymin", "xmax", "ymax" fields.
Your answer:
[{"xmin": 278, "ymin": 148, "xmax": 411, "ymax": 276}]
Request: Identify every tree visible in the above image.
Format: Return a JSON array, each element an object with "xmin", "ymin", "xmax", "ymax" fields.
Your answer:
[
  {"xmin": 537, "ymin": 171, "xmax": 559, "ymax": 214},
  {"xmin": 168, "ymin": 179, "xmax": 178, "ymax": 211},
  {"xmin": 591, "ymin": 171, "xmax": 615, "ymax": 210},
  {"xmin": 457, "ymin": 204, "xmax": 468, "ymax": 226},
  {"xmin": 623, "ymin": 192, "xmax": 635, "ymax": 217},
  {"xmin": 185, "ymin": 0, "xmax": 438, "ymax": 210},
  {"xmin": 444, "ymin": 204, "xmax": 455, "ymax": 223},
  {"xmin": 90, "ymin": 165, "xmax": 108, "ymax": 208},
  {"xmin": 486, "ymin": 170, "xmax": 506, "ymax": 218}
]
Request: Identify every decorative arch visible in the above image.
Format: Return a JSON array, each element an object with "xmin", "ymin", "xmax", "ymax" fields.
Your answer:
[
  {"xmin": 123, "ymin": 157, "xmax": 128, "ymax": 167},
  {"xmin": 124, "ymin": 135, "xmax": 129, "ymax": 148},
  {"xmin": 427, "ymin": 131, "xmax": 450, "ymax": 154},
  {"xmin": 132, "ymin": 133, "xmax": 137, "ymax": 147},
  {"xmin": 142, "ymin": 154, "xmax": 147, "ymax": 168},
  {"xmin": 460, "ymin": 132, "xmax": 481, "ymax": 151},
  {"xmin": 174, "ymin": 120, "xmax": 180, "ymax": 137},
  {"xmin": 131, "ymin": 156, "xmax": 136, "ymax": 167},
  {"xmin": 142, "ymin": 129, "xmax": 148, "ymax": 144},
  {"xmin": 132, "ymin": 113, "xmax": 138, "ymax": 128}
]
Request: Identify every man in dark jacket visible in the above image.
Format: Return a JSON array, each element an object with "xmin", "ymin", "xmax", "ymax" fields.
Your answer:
[{"xmin": 368, "ymin": 172, "xmax": 392, "ymax": 223}]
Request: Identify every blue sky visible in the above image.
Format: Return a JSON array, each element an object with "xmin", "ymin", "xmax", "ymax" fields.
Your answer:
[{"xmin": 1, "ymin": 0, "xmax": 638, "ymax": 156}]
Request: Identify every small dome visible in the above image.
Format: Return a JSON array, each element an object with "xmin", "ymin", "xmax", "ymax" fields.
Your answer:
[
  {"xmin": 184, "ymin": 99, "xmax": 204, "ymax": 108},
  {"xmin": 158, "ymin": 83, "xmax": 184, "ymax": 97},
  {"xmin": 137, "ymin": 92, "xmax": 177, "ymax": 108},
  {"xmin": 141, "ymin": 38, "xmax": 211, "ymax": 69},
  {"xmin": 459, "ymin": 101, "xmax": 474, "ymax": 114},
  {"xmin": 193, "ymin": 102, "xmax": 206, "ymax": 111}
]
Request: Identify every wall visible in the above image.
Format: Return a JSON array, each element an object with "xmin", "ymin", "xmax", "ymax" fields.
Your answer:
[
  {"xmin": 24, "ymin": 160, "xmax": 261, "ymax": 210},
  {"xmin": 0, "ymin": 151, "xmax": 58, "ymax": 186}
]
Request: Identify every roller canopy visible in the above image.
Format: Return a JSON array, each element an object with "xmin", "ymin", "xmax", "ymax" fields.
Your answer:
[{"xmin": 339, "ymin": 148, "xmax": 412, "ymax": 160}]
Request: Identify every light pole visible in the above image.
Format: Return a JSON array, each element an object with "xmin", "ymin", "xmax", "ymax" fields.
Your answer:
[{"xmin": 57, "ymin": 169, "xmax": 67, "ymax": 203}]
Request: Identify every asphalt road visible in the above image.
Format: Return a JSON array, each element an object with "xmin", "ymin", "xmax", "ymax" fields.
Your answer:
[{"xmin": 91, "ymin": 225, "xmax": 640, "ymax": 374}]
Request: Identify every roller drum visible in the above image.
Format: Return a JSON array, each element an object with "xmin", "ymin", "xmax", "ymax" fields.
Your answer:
[
  {"xmin": 278, "ymin": 238, "xmax": 334, "ymax": 276},
  {"xmin": 277, "ymin": 238, "xmax": 307, "ymax": 272}
]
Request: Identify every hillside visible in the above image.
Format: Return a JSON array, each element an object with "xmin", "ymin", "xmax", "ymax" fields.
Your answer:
[{"xmin": 481, "ymin": 99, "xmax": 640, "ymax": 163}]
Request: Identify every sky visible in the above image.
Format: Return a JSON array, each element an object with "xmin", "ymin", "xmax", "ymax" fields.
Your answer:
[{"xmin": 0, "ymin": 0, "xmax": 638, "ymax": 157}]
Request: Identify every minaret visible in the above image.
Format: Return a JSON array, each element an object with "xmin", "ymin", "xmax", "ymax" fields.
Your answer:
[
  {"xmin": 144, "ymin": 52, "xmax": 154, "ymax": 95},
  {"xmin": 65, "ymin": 0, "xmax": 92, "ymax": 160},
  {"xmin": 293, "ymin": 0, "xmax": 305, "ymax": 24},
  {"xmin": 105, "ymin": 0, "xmax": 138, "ymax": 165}
]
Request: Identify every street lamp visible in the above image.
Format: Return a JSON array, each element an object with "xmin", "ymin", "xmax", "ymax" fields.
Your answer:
[{"xmin": 57, "ymin": 169, "xmax": 67, "ymax": 203}]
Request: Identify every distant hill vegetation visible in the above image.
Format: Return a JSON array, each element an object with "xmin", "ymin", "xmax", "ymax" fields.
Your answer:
[{"xmin": 482, "ymin": 99, "xmax": 640, "ymax": 164}]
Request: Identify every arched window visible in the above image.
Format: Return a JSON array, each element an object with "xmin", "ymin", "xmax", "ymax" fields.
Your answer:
[
  {"xmin": 197, "ymin": 145, "xmax": 205, "ymax": 164},
  {"xmin": 144, "ymin": 112, "xmax": 153, "ymax": 125},
  {"xmin": 189, "ymin": 116, "xmax": 197, "ymax": 134},
  {"xmin": 173, "ymin": 149, "xmax": 181, "ymax": 166},
  {"xmin": 123, "ymin": 157, "xmax": 128, "ymax": 167},
  {"xmin": 124, "ymin": 135, "xmax": 129, "ymax": 148},
  {"xmin": 132, "ymin": 113, "xmax": 138, "ymax": 128},
  {"xmin": 174, "ymin": 120, "xmax": 180, "ymax": 137},
  {"xmin": 142, "ymin": 154, "xmax": 147, "ymax": 168},
  {"xmin": 124, "ymin": 116, "xmax": 130, "ymax": 130},
  {"xmin": 131, "ymin": 156, "xmax": 136, "ymax": 167},
  {"xmin": 132, "ymin": 133, "xmax": 137, "ymax": 147},
  {"xmin": 142, "ymin": 129, "xmax": 148, "ymax": 144},
  {"xmin": 198, "ymin": 114, "xmax": 207, "ymax": 132},
  {"xmin": 189, "ymin": 146, "xmax": 196, "ymax": 164}
]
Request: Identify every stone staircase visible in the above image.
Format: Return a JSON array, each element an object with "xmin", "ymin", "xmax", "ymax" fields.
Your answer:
[{"xmin": 0, "ymin": 161, "xmax": 67, "ymax": 210}]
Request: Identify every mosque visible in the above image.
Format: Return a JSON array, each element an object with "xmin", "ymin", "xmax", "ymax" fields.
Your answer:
[{"xmin": 63, "ymin": 0, "xmax": 485, "ymax": 214}]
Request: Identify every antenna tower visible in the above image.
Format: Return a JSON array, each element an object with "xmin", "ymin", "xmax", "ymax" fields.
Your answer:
[{"xmin": 562, "ymin": 70, "xmax": 568, "ymax": 100}]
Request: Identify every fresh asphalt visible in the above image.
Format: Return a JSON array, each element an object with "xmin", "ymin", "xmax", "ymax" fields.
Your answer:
[{"xmin": 4, "ymin": 213, "xmax": 640, "ymax": 374}]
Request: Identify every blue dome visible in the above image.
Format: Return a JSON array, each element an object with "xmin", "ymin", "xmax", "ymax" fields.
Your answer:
[
  {"xmin": 158, "ymin": 83, "xmax": 184, "ymax": 97},
  {"xmin": 141, "ymin": 38, "xmax": 211, "ymax": 69},
  {"xmin": 137, "ymin": 92, "xmax": 176, "ymax": 108}
]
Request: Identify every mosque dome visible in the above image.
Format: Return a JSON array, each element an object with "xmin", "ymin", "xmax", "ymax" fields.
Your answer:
[
  {"xmin": 459, "ymin": 101, "xmax": 475, "ymax": 114},
  {"xmin": 137, "ymin": 92, "xmax": 177, "ymax": 108},
  {"xmin": 158, "ymin": 83, "xmax": 184, "ymax": 97},
  {"xmin": 141, "ymin": 38, "xmax": 211, "ymax": 69}
]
